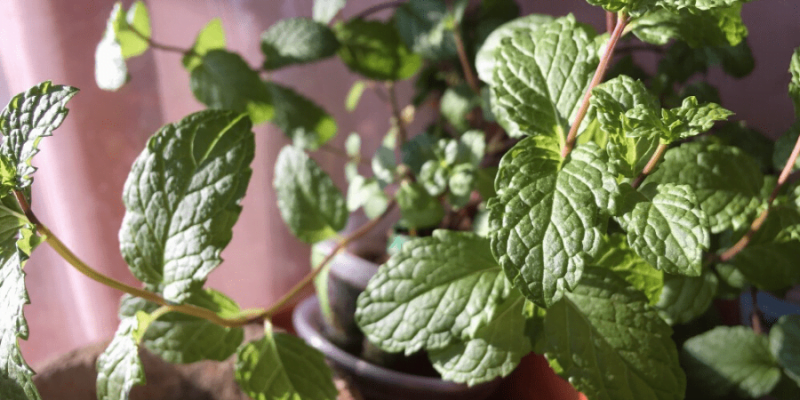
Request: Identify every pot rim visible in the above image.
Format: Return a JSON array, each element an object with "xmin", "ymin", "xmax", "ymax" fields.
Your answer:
[
  {"xmin": 292, "ymin": 295, "xmax": 501, "ymax": 393},
  {"xmin": 314, "ymin": 240, "xmax": 379, "ymax": 290}
]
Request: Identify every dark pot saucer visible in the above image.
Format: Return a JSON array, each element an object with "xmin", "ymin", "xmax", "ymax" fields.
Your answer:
[{"xmin": 292, "ymin": 295, "xmax": 502, "ymax": 400}]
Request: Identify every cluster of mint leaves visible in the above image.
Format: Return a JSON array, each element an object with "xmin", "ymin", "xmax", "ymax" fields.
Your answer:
[{"xmin": 3, "ymin": 1, "xmax": 800, "ymax": 400}]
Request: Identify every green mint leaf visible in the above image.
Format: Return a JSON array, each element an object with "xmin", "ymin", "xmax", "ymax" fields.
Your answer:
[
  {"xmin": 0, "ymin": 197, "xmax": 28, "ymax": 256},
  {"xmin": 584, "ymin": 0, "xmax": 653, "ymax": 15},
  {"xmin": 402, "ymin": 131, "xmax": 437, "ymax": 175},
  {"xmin": 645, "ymin": 141, "xmax": 763, "ymax": 233},
  {"xmin": 0, "ymin": 251, "xmax": 40, "ymax": 400},
  {"xmin": 654, "ymin": 270, "xmax": 718, "ymax": 325},
  {"xmin": 683, "ymin": 326, "xmax": 781, "ymax": 398},
  {"xmin": 655, "ymin": 0, "xmax": 754, "ymax": 12},
  {"xmin": 773, "ymin": 122, "xmax": 800, "ymax": 173},
  {"xmin": 189, "ymin": 50, "xmax": 274, "ymax": 124},
  {"xmin": 274, "ymin": 146, "xmax": 347, "ymax": 244},
  {"xmin": 235, "ymin": 323, "xmax": 337, "ymax": 400},
  {"xmin": 441, "ymin": 84, "xmax": 480, "ymax": 132},
  {"xmin": 264, "ymin": 82, "xmax": 336, "ymax": 150},
  {"xmin": 94, "ymin": 2, "xmax": 151, "ymax": 91},
  {"xmin": 771, "ymin": 315, "xmax": 800, "ymax": 386},
  {"xmin": 618, "ymin": 183, "xmax": 709, "ymax": 276},
  {"xmin": 491, "ymin": 15, "xmax": 598, "ymax": 138},
  {"xmin": 335, "ymin": 19, "xmax": 422, "ymax": 81},
  {"xmin": 394, "ymin": 0, "xmax": 457, "ymax": 61},
  {"xmin": 0, "ymin": 81, "xmax": 78, "ymax": 192},
  {"xmin": 790, "ymin": 48, "xmax": 800, "ymax": 117},
  {"xmin": 261, "ymin": 18, "xmax": 339, "ymax": 70},
  {"xmin": 119, "ymin": 111, "xmax": 254, "ymax": 302},
  {"xmin": 182, "ymin": 18, "xmax": 226, "ymax": 71},
  {"xmin": 715, "ymin": 121, "xmax": 774, "ymax": 172},
  {"xmin": 119, "ymin": 289, "xmax": 244, "ymax": 364},
  {"xmin": 622, "ymin": 96, "xmax": 732, "ymax": 144},
  {"xmin": 96, "ymin": 313, "xmax": 151, "ymax": 400},
  {"xmin": 396, "ymin": 181, "xmax": 445, "ymax": 230},
  {"xmin": 346, "ymin": 175, "xmax": 389, "ymax": 219},
  {"xmin": 630, "ymin": 5, "xmax": 748, "ymax": 48},
  {"xmin": 345, "ymin": 81, "xmax": 366, "ymax": 111},
  {"xmin": 594, "ymin": 234, "xmax": 664, "ymax": 304},
  {"xmin": 345, "ymin": 132, "xmax": 361, "ymax": 158},
  {"xmin": 371, "ymin": 144, "xmax": 396, "ymax": 187},
  {"xmin": 490, "ymin": 142, "xmax": 619, "ymax": 308},
  {"xmin": 356, "ymin": 231, "xmax": 512, "ymax": 354},
  {"xmin": 313, "ymin": 0, "xmax": 346, "ymax": 24},
  {"xmin": 729, "ymin": 206, "xmax": 800, "ymax": 291},
  {"xmin": 541, "ymin": 267, "xmax": 685, "ymax": 400},
  {"xmin": 429, "ymin": 294, "xmax": 531, "ymax": 386},
  {"xmin": 475, "ymin": 14, "xmax": 554, "ymax": 86},
  {"xmin": 589, "ymin": 75, "xmax": 661, "ymax": 176}
]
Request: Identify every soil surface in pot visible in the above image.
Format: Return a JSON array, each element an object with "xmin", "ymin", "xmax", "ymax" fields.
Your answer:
[{"xmin": 32, "ymin": 324, "xmax": 359, "ymax": 400}]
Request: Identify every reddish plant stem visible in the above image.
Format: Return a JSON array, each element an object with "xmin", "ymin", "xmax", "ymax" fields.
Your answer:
[
  {"xmin": 561, "ymin": 13, "xmax": 629, "ymax": 158},
  {"xmin": 718, "ymin": 130, "xmax": 800, "ymax": 262},
  {"xmin": 606, "ymin": 11, "xmax": 616, "ymax": 33},
  {"xmin": 454, "ymin": 28, "xmax": 480, "ymax": 94},
  {"xmin": 353, "ymin": 0, "xmax": 406, "ymax": 19},
  {"xmin": 631, "ymin": 143, "xmax": 668, "ymax": 189}
]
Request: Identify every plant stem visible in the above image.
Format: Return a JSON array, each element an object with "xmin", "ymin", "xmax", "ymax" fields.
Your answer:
[
  {"xmin": 606, "ymin": 11, "xmax": 616, "ymax": 33},
  {"xmin": 250, "ymin": 200, "xmax": 398, "ymax": 322},
  {"xmin": 750, "ymin": 287, "xmax": 764, "ymax": 335},
  {"xmin": 387, "ymin": 82, "xmax": 409, "ymax": 149},
  {"xmin": 631, "ymin": 143, "xmax": 668, "ymax": 189},
  {"xmin": 561, "ymin": 13, "xmax": 629, "ymax": 158},
  {"xmin": 129, "ymin": 25, "xmax": 193, "ymax": 56},
  {"xmin": 353, "ymin": 0, "xmax": 406, "ymax": 19},
  {"xmin": 718, "ymin": 131, "xmax": 800, "ymax": 262},
  {"xmin": 453, "ymin": 28, "xmax": 480, "ymax": 94}
]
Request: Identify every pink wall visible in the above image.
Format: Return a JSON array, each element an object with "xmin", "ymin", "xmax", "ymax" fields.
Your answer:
[{"xmin": 0, "ymin": 0, "xmax": 797, "ymax": 367}]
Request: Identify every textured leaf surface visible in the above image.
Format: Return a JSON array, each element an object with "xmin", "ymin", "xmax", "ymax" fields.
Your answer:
[
  {"xmin": 273, "ymin": 146, "xmax": 347, "ymax": 243},
  {"xmin": 190, "ymin": 50, "xmax": 274, "ymax": 124},
  {"xmin": 631, "ymin": 5, "xmax": 748, "ymax": 48},
  {"xmin": 625, "ymin": 96, "xmax": 732, "ymax": 143},
  {"xmin": 346, "ymin": 175, "xmax": 388, "ymax": 219},
  {"xmin": 0, "ymin": 81, "xmax": 78, "ymax": 191},
  {"xmin": 542, "ymin": 267, "xmax": 685, "ymax": 400},
  {"xmin": 594, "ymin": 234, "xmax": 663, "ymax": 304},
  {"xmin": 119, "ymin": 289, "xmax": 244, "ymax": 364},
  {"xmin": 683, "ymin": 326, "xmax": 781, "ymax": 398},
  {"xmin": 264, "ymin": 83, "xmax": 336, "ymax": 150},
  {"xmin": 235, "ymin": 326, "xmax": 336, "ymax": 400},
  {"xmin": 356, "ymin": 231, "xmax": 511, "ymax": 354},
  {"xmin": 644, "ymin": 141, "xmax": 763, "ymax": 233},
  {"xmin": 589, "ymin": 76, "xmax": 660, "ymax": 177},
  {"xmin": 313, "ymin": 0, "xmax": 346, "ymax": 24},
  {"xmin": 429, "ymin": 294, "xmax": 531, "ymax": 386},
  {"xmin": 771, "ymin": 315, "xmax": 800, "ymax": 386},
  {"xmin": 96, "ymin": 315, "xmax": 148, "ymax": 400},
  {"xmin": 618, "ymin": 184, "xmax": 709, "ymax": 276},
  {"xmin": 335, "ymin": 19, "xmax": 421, "ymax": 81},
  {"xmin": 490, "ymin": 142, "xmax": 619, "ymax": 307},
  {"xmin": 183, "ymin": 19, "xmax": 226, "ymax": 70},
  {"xmin": 729, "ymin": 207, "xmax": 800, "ymax": 291},
  {"xmin": 0, "ymin": 252, "xmax": 40, "ymax": 400},
  {"xmin": 654, "ymin": 270, "xmax": 717, "ymax": 325},
  {"xmin": 119, "ymin": 111, "xmax": 254, "ymax": 302},
  {"xmin": 491, "ymin": 15, "xmax": 598, "ymax": 138},
  {"xmin": 394, "ymin": 0, "xmax": 457, "ymax": 60},
  {"xmin": 396, "ymin": 181, "xmax": 445, "ymax": 230},
  {"xmin": 261, "ymin": 18, "xmax": 339, "ymax": 70},
  {"xmin": 475, "ymin": 14, "xmax": 554, "ymax": 85}
]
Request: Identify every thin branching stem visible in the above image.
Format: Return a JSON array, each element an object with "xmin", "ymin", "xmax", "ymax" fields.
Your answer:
[
  {"xmin": 562, "ymin": 13, "xmax": 629, "ymax": 158},
  {"xmin": 631, "ymin": 143, "xmax": 668, "ymax": 189},
  {"xmin": 454, "ymin": 28, "xmax": 480, "ymax": 94},
  {"xmin": 387, "ymin": 82, "xmax": 409, "ymax": 149},
  {"xmin": 128, "ymin": 25, "xmax": 193, "ymax": 56},
  {"xmin": 353, "ymin": 0, "xmax": 406, "ymax": 19},
  {"xmin": 718, "ymin": 131, "xmax": 800, "ymax": 262}
]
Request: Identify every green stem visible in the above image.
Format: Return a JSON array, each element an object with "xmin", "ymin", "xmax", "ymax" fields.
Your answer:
[
  {"xmin": 387, "ymin": 82, "xmax": 409, "ymax": 151},
  {"xmin": 561, "ymin": 12, "xmax": 629, "ymax": 158},
  {"xmin": 128, "ymin": 25, "xmax": 193, "ymax": 56}
]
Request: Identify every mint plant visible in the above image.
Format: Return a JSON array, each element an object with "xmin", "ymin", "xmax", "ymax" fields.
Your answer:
[{"xmin": 2, "ymin": 0, "xmax": 800, "ymax": 399}]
